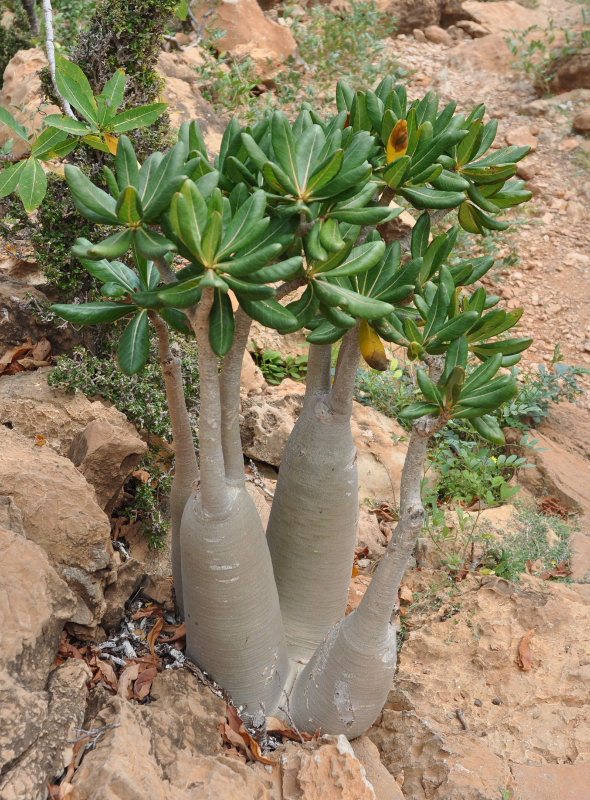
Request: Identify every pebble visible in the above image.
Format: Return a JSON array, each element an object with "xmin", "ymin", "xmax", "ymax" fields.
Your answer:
[
  {"xmin": 492, "ymin": 698, "xmax": 502, "ymax": 706},
  {"xmin": 474, "ymin": 698, "xmax": 483, "ymax": 707},
  {"xmin": 505, "ymin": 125, "xmax": 537, "ymax": 151},
  {"xmin": 424, "ymin": 25, "xmax": 454, "ymax": 47},
  {"xmin": 572, "ymin": 110, "xmax": 590, "ymax": 133}
]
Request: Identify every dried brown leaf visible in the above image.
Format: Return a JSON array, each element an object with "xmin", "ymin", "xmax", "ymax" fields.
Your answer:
[
  {"xmin": 133, "ymin": 665, "xmax": 157, "ymax": 700},
  {"xmin": 538, "ymin": 495, "xmax": 571, "ymax": 518},
  {"xmin": 95, "ymin": 658, "xmax": 118, "ymax": 692},
  {"xmin": 131, "ymin": 605, "xmax": 164, "ymax": 620},
  {"xmin": 147, "ymin": 618, "xmax": 164, "ymax": 656},
  {"xmin": 159, "ymin": 620, "xmax": 186, "ymax": 644},
  {"xmin": 266, "ymin": 716, "xmax": 313, "ymax": 742},
  {"xmin": 517, "ymin": 628, "xmax": 535, "ymax": 671},
  {"xmin": 118, "ymin": 662, "xmax": 141, "ymax": 699},
  {"xmin": 539, "ymin": 561, "xmax": 572, "ymax": 579}
]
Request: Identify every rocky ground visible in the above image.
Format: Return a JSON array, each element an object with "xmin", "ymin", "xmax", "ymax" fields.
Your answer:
[{"xmin": 1, "ymin": 0, "xmax": 590, "ymax": 798}]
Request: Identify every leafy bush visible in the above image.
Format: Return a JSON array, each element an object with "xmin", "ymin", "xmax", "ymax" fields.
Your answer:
[
  {"xmin": 48, "ymin": 340, "xmax": 200, "ymax": 441},
  {"xmin": 254, "ymin": 348, "xmax": 308, "ymax": 384}
]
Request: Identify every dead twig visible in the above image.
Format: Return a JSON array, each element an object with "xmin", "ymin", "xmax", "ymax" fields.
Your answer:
[{"xmin": 455, "ymin": 708, "xmax": 469, "ymax": 731}]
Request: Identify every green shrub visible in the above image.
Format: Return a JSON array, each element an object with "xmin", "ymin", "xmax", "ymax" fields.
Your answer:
[{"xmin": 0, "ymin": 2, "xmax": 31, "ymax": 81}]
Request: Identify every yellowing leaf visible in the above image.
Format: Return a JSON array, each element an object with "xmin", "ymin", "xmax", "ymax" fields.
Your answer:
[
  {"xmin": 386, "ymin": 119, "xmax": 408, "ymax": 164},
  {"xmin": 359, "ymin": 319, "xmax": 388, "ymax": 371},
  {"xmin": 105, "ymin": 133, "xmax": 118, "ymax": 155}
]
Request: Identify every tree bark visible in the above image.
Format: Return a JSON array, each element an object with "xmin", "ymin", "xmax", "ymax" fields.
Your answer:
[{"xmin": 150, "ymin": 312, "xmax": 198, "ymax": 617}]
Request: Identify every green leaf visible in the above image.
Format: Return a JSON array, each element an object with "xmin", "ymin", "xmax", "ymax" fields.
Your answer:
[
  {"xmin": 134, "ymin": 227, "xmax": 176, "ymax": 260},
  {"xmin": 411, "ymin": 213, "xmax": 430, "ymax": 259},
  {"xmin": 158, "ymin": 307, "xmax": 193, "ymax": 336},
  {"xmin": 209, "ymin": 289, "xmax": 235, "ymax": 355},
  {"xmin": 283, "ymin": 284, "xmax": 319, "ymax": 331},
  {"xmin": 116, "ymin": 186, "xmax": 143, "ymax": 225},
  {"xmin": 271, "ymin": 111, "xmax": 300, "ymax": 191},
  {"xmin": 99, "ymin": 69, "xmax": 126, "ymax": 123},
  {"xmin": 422, "ymin": 282, "xmax": 449, "ymax": 341},
  {"xmin": 400, "ymin": 186, "xmax": 465, "ymax": 209},
  {"xmin": 416, "ymin": 368, "xmax": 443, "ymax": 406},
  {"xmin": 218, "ymin": 189, "xmax": 268, "ymax": 259},
  {"xmin": 329, "ymin": 205, "xmax": 397, "ymax": 225},
  {"xmin": 249, "ymin": 256, "xmax": 302, "ymax": 283},
  {"xmin": 111, "ymin": 103, "xmax": 168, "ymax": 133},
  {"xmin": 220, "ymin": 243, "xmax": 283, "ymax": 278},
  {"xmin": 471, "ymin": 337, "xmax": 532, "ymax": 359},
  {"xmin": 470, "ymin": 414, "xmax": 505, "ymax": 444},
  {"xmin": 141, "ymin": 141, "xmax": 187, "ymax": 220},
  {"xmin": 306, "ymin": 148, "xmax": 344, "ymax": 195},
  {"xmin": 201, "ymin": 210, "xmax": 222, "ymax": 263},
  {"xmin": 306, "ymin": 319, "xmax": 347, "ymax": 344},
  {"xmin": 50, "ymin": 301, "xmax": 134, "ymax": 325},
  {"xmin": 115, "ymin": 135, "xmax": 140, "ymax": 190},
  {"xmin": 55, "ymin": 56, "xmax": 98, "ymax": 124},
  {"xmin": 313, "ymin": 279, "xmax": 393, "ymax": 319},
  {"xmin": 0, "ymin": 106, "xmax": 30, "ymax": 143},
  {"xmin": 0, "ymin": 161, "xmax": 24, "ymax": 198},
  {"xmin": 118, "ymin": 310, "xmax": 150, "ymax": 374},
  {"xmin": 223, "ymin": 275, "xmax": 274, "ymax": 300},
  {"xmin": 80, "ymin": 257, "xmax": 140, "ymax": 293},
  {"xmin": 42, "ymin": 115, "xmax": 93, "ymax": 136},
  {"xmin": 31, "ymin": 126, "xmax": 70, "ymax": 158},
  {"xmin": 296, "ymin": 123, "xmax": 326, "ymax": 189},
  {"xmin": 428, "ymin": 310, "xmax": 479, "ymax": 345},
  {"xmin": 65, "ymin": 164, "xmax": 120, "ymax": 224},
  {"xmin": 238, "ymin": 297, "xmax": 299, "ymax": 331},
  {"xmin": 74, "ymin": 229, "xmax": 133, "ymax": 260},
  {"xmin": 398, "ymin": 402, "xmax": 439, "ymax": 419},
  {"xmin": 321, "ymin": 240, "xmax": 386, "ymax": 278},
  {"xmin": 17, "ymin": 158, "xmax": 47, "ymax": 211},
  {"xmin": 157, "ymin": 277, "xmax": 202, "ymax": 308}
]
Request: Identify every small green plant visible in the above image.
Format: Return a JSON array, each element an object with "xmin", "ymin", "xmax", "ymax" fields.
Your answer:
[
  {"xmin": 428, "ymin": 441, "xmax": 528, "ymax": 507},
  {"xmin": 355, "ymin": 358, "xmax": 415, "ymax": 424},
  {"xmin": 481, "ymin": 505, "xmax": 573, "ymax": 581},
  {"xmin": 506, "ymin": 19, "xmax": 590, "ymax": 94},
  {"xmin": 254, "ymin": 348, "xmax": 308, "ymax": 384},
  {"xmin": 500, "ymin": 345, "xmax": 589, "ymax": 429},
  {"xmin": 195, "ymin": 45, "xmax": 267, "ymax": 123},
  {"xmin": 120, "ymin": 448, "xmax": 173, "ymax": 549},
  {"xmin": 48, "ymin": 340, "xmax": 200, "ymax": 441},
  {"xmin": 424, "ymin": 503, "xmax": 494, "ymax": 574}
]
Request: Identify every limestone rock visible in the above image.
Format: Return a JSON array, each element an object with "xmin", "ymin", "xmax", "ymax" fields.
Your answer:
[
  {"xmin": 0, "ymin": 48, "xmax": 59, "ymax": 157},
  {"xmin": 505, "ymin": 125, "xmax": 537, "ymax": 151},
  {"xmin": 157, "ymin": 52, "xmax": 226, "ymax": 154},
  {"xmin": 516, "ymin": 431, "xmax": 590, "ymax": 517},
  {"xmin": 101, "ymin": 557, "xmax": 145, "ymax": 631},
  {"xmin": 0, "ymin": 527, "xmax": 75, "ymax": 688},
  {"xmin": 0, "ymin": 426, "xmax": 115, "ymax": 631},
  {"xmin": 460, "ymin": 0, "xmax": 545, "ymax": 33},
  {"xmin": 370, "ymin": 574, "xmax": 590, "ymax": 797},
  {"xmin": 0, "ymin": 278, "xmax": 81, "ymax": 353},
  {"xmin": 376, "ymin": 0, "xmax": 441, "ymax": 34},
  {"xmin": 191, "ymin": 0, "xmax": 296, "ymax": 76},
  {"xmin": 573, "ymin": 109, "xmax": 590, "ymax": 133},
  {"xmin": 424, "ymin": 25, "xmax": 453, "ymax": 46},
  {"xmin": 512, "ymin": 764, "xmax": 590, "ymax": 800},
  {"xmin": 455, "ymin": 19, "xmax": 489, "ymax": 38},
  {"xmin": 168, "ymin": 753, "xmax": 275, "ymax": 799},
  {"xmin": 0, "ymin": 370, "xmax": 140, "ymax": 457},
  {"xmin": 448, "ymin": 33, "xmax": 514, "ymax": 75},
  {"xmin": 549, "ymin": 50, "xmax": 590, "ymax": 93},
  {"xmin": 68, "ymin": 418, "xmax": 147, "ymax": 514},
  {"xmin": 351, "ymin": 737, "xmax": 406, "ymax": 800},
  {"xmin": 241, "ymin": 350, "xmax": 266, "ymax": 395},
  {"xmin": 280, "ymin": 736, "xmax": 376, "ymax": 799}
]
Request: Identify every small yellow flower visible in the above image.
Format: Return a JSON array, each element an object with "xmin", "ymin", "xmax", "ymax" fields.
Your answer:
[{"xmin": 491, "ymin": 456, "xmax": 497, "ymax": 463}]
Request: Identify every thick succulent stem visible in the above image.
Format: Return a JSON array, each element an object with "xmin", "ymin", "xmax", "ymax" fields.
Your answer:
[
  {"xmin": 187, "ymin": 289, "xmax": 228, "ymax": 516},
  {"xmin": 150, "ymin": 313, "xmax": 198, "ymax": 617},
  {"xmin": 266, "ymin": 330, "xmax": 360, "ymax": 662},
  {"xmin": 181, "ymin": 291, "xmax": 289, "ymax": 718},
  {"xmin": 219, "ymin": 307, "xmax": 251, "ymax": 486},
  {"xmin": 289, "ymin": 411, "xmax": 446, "ymax": 738}
]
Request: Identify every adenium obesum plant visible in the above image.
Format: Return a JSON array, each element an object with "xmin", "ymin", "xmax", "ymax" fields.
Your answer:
[{"xmin": 51, "ymin": 78, "xmax": 532, "ymax": 737}]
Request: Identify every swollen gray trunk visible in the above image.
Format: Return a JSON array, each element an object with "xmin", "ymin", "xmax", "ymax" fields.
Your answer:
[
  {"xmin": 266, "ymin": 334, "xmax": 360, "ymax": 661},
  {"xmin": 181, "ymin": 484, "xmax": 290, "ymax": 720}
]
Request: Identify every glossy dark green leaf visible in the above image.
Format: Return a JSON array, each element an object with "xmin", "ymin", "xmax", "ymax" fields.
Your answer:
[
  {"xmin": 469, "ymin": 414, "xmax": 505, "ymax": 444},
  {"xmin": 42, "ymin": 115, "xmax": 93, "ymax": 136},
  {"xmin": 74, "ymin": 229, "xmax": 133, "ymax": 260},
  {"xmin": 134, "ymin": 227, "xmax": 176, "ymax": 260},
  {"xmin": 55, "ymin": 56, "xmax": 98, "ymax": 124},
  {"xmin": 118, "ymin": 310, "xmax": 150, "ymax": 374},
  {"xmin": 116, "ymin": 186, "xmax": 143, "ymax": 224},
  {"xmin": 400, "ymin": 186, "xmax": 465, "ymax": 209},
  {"xmin": 238, "ymin": 297, "xmax": 299, "ymax": 331},
  {"xmin": 398, "ymin": 402, "xmax": 439, "ymax": 419},
  {"xmin": 115, "ymin": 135, "xmax": 140, "ymax": 190},
  {"xmin": 312, "ymin": 279, "xmax": 392, "ymax": 318},
  {"xmin": 65, "ymin": 164, "xmax": 120, "ymax": 224},
  {"xmin": 111, "ymin": 103, "xmax": 167, "ymax": 133},
  {"xmin": 50, "ymin": 301, "xmax": 134, "ymax": 325},
  {"xmin": 17, "ymin": 157, "xmax": 46, "ymax": 211},
  {"xmin": 0, "ymin": 161, "xmax": 24, "ymax": 198},
  {"xmin": 306, "ymin": 319, "xmax": 347, "ymax": 344},
  {"xmin": 209, "ymin": 289, "xmax": 235, "ymax": 355},
  {"xmin": 80, "ymin": 257, "xmax": 140, "ymax": 292}
]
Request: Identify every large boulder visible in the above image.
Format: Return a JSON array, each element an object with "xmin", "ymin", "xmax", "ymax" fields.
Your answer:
[
  {"xmin": 0, "ymin": 48, "xmax": 59, "ymax": 157},
  {"xmin": 548, "ymin": 49, "xmax": 590, "ymax": 93},
  {"xmin": 370, "ymin": 574, "xmax": 590, "ymax": 798},
  {"xmin": 460, "ymin": 0, "xmax": 545, "ymax": 33},
  {"xmin": 376, "ymin": 0, "xmax": 441, "ymax": 34},
  {"xmin": 68, "ymin": 418, "xmax": 147, "ymax": 514},
  {"xmin": 0, "ymin": 426, "xmax": 115, "ymax": 631},
  {"xmin": 0, "ymin": 528, "xmax": 91, "ymax": 800},
  {"xmin": 190, "ymin": 0, "xmax": 297, "ymax": 76},
  {"xmin": 0, "ymin": 370, "xmax": 141, "ymax": 457},
  {"xmin": 157, "ymin": 50, "xmax": 226, "ymax": 154}
]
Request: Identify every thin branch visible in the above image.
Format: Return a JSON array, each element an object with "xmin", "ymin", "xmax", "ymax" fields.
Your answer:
[
  {"xmin": 42, "ymin": 0, "xmax": 76, "ymax": 119},
  {"xmin": 275, "ymin": 276, "xmax": 306, "ymax": 301},
  {"xmin": 219, "ymin": 307, "xmax": 252, "ymax": 485},
  {"xmin": 153, "ymin": 256, "xmax": 178, "ymax": 285}
]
